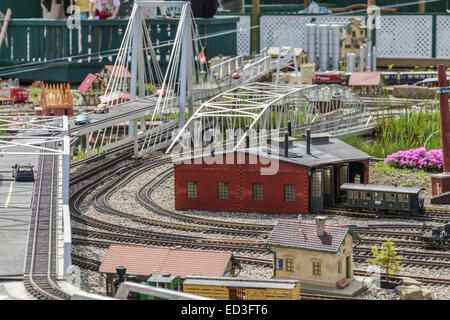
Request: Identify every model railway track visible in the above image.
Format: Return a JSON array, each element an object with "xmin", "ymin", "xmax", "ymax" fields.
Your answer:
[
  {"xmin": 93, "ymin": 158, "xmax": 271, "ymax": 237},
  {"xmin": 354, "ymin": 247, "xmax": 450, "ymax": 268},
  {"xmin": 322, "ymin": 208, "xmax": 450, "ymax": 223},
  {"xmin": 71, "ymin": 230, "xmax": 266, "ymax": 253},
  {"xmin": 24, "ymin": 144, "xmax": 71, "ymax": 300},
  {"xmin": 71, "ymin": 254, "xmax": 101, "ymax": 271}
]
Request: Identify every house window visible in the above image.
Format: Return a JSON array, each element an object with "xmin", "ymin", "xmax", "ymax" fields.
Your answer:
[
  {"xmin": 217, "ymin": 182, "xmax": 229, "ymax": 200},
  {"xmin": 252, "ymin": 183, "xmax": 263, "ymax": 201},
  {"xmin": 286, "ymin": 258, "xmax": 294, "ymax": 272},
  {"xmin": 313, "ymin": 262, "xmax": 322, "ymax": 276},
  {"xmin": 186, "ymin": 181, "xmax": 197, "ymax": 199},
  {"xmin": 352, "ymin": 31, "xmax": 356, "ymax": 37},
  {"xmin": 276, "ymin": 258, "xmax": 283, "ymax": 270},
  {"xmin": 284, "ymin": 185, "xmax": 295, "ymax": 202},
  {"xmin": 345, "ymin": 44, "xmax": 351, "ymax": 49},
  {"xmin": 338, "ymin": 260, "xmax": 342, "ymax": 274}
]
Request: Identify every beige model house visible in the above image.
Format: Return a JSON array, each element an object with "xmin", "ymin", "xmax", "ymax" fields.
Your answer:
[
  {"xmin": 342, "ymin": 18, "xmax": 367, "ymax": 70},
  {"xmin": 266, "ymin": 217, "xmax": 361, "ymax": 288}
]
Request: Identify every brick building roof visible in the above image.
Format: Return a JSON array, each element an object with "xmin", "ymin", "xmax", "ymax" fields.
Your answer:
[
  {"xmin": 99, "ymin": 244, "xmax": 241, "ymax": 277},
  {"xmin": 104, "ymin": 65, "xmax": 131, "ymax": 78},
  {"xmin": 266, "ymin": 220, "xmax": 361, "ymax": 254}
]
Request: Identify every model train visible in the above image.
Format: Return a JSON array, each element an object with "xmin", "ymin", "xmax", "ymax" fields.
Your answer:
[
  {"xmin": 313, "ymin": 71, "xmax": 450, "ymax": 86},
  {"xmin": 340, "ymin": 183, "xmax": 425, "ymax": 216},
  {"xmin": 420, "ymin": 223, "xmax": 450, "ymax": 247}
]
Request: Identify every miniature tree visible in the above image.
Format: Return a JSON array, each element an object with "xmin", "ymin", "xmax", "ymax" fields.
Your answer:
[{"xmin": 366, "ymin": 240, "xmax": 402, "ymax": 282}]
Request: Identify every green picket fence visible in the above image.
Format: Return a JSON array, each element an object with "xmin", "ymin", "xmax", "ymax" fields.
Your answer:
[{"xmin": 0, "ymin": 16, "xmax": 239, "ymax": 82}]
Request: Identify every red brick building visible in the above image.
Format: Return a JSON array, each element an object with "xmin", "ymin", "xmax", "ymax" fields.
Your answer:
[{"xmin": 174, "ymin": 134, "xmax": 371, "ymax": 214}]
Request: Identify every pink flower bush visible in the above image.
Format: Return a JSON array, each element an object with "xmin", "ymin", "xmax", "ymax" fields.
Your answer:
[{"xmin": 384, "ymin": 147, "xmax": 443, "ymax": 172}]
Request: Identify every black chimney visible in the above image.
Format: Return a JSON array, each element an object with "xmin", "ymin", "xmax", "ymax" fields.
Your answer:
[
  {"xmin": 284, "ymin": 133, "xmax": 289, "ymax": 158},
  {"xmin": 114, "ymin": 266, "xmax": 127, "ymax": 292},
  {"xmin": 306, "ymin": 129, "xmax": 311, "ymax": 155}
]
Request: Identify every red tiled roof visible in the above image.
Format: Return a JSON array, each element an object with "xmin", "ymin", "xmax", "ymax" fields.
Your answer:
[
  {"xmin": 79, "ymin": 73, "xmax": 96, "ymax": 92},
  {"xmin": 78, "ymin": 73, "xmax": 103, "ymax": 93},
  {"xmin": 348, "ymin": 72, "xmax": 382, "ymax": 86},
  {"xmin": 266, "ymin": 220, "xmax": 359, "ymax": 253},
  {"xmin": 99, "ymin": 244, "xmax": 238, "ymax": 277},
  {"xmin": 104, "ymin": 65, "xmax": 131, "ymax": 78}
]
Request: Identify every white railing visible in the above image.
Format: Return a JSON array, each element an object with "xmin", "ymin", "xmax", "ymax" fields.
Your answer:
[
  {"xmin": 210, "ymin": 55, "xmax": 245, "ymax": 82},
  {"xmin": 240, "ymin": 55, "xmax": 273, "ymax": 84}
]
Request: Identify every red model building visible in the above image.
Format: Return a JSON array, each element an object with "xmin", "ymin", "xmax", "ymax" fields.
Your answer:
[
  {"xmin": 174, "ymin": 133, "xmax": 371, "ymax": 214},
  {"xmin": 430, "ymin": 64, "xmax": 450, "ymax": 204}
]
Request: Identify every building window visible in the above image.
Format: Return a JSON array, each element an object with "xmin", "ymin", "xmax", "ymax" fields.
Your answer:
[
  {"xmin": 324, "ymin": 169, "xmax": 331, "ymax": 195},
  {"xmin": 312, "ymin": 171, "xmax": 322, "ymax": 197},
  {"xmin": 286, "ymin": 258, "xmax": 294, "ymax": 272},
  {"xmin": 340, "ymin": 166, "xmax": 348, "ymax": 185},
  {"xmin": 284, "ymin": 185, "xmax": 295, "ymax": 202},
  {"xmin": 186, "ymin": 181, "xmax": 197, "ymax": 199},
  {"xmin": 217, "ymin": 182, "xmax": 229, "ymax": 200},
  {"xmin": 252, "ymin": 183, "xmax": 263, "ymax": 201},
  {"xmin": 276, "ymin": 258, "xmax": 283, "ymax": 270},
  {"xmin": 338, "ymin": 260, "xmax": 342, "ymax": 274},
  {"xmin": 313, "ymin": 262, "xmax": 322, "ymax": 276},
  {"xmin": 352, "ymin": 31, "xmax": 356, "ymax": 37}
]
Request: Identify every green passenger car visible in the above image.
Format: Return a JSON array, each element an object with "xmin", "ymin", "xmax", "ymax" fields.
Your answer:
[
  {"xmin": 140, "ymin": 274, "xmax": 181, "ymax": 300},
  {"xmin": 340, "ymin": 183, "xmax": 424, "ymax": 215}
]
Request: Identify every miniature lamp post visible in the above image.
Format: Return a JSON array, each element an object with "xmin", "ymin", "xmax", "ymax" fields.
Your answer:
[{"xmin": 430, "ymin": 64, "xmax": 450, "ymax": 204}]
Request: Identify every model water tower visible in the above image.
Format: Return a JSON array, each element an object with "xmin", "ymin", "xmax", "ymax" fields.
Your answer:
[{"xmin": 430, "ymin": 64, "xmax": 450, "ymax": 204}]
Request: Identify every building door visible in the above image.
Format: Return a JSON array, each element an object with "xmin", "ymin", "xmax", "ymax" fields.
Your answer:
[
  {"xmin": 337, "ymin": 164, "xmax": 349, "ymax": 203},
  {"xmin": 323, "ymin": 166, "xmax": 335, "ymax": 207},
  {"xmin": 346, "ymin": 256, "xmax": 350, "ymax": 279},
  {"xmin": 349, "ymin": 162, "xmax": 366, "ymax": 183},
  {"xmin": 310, "ymin": 169, "xmax": 324, "ymax": 213}
]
